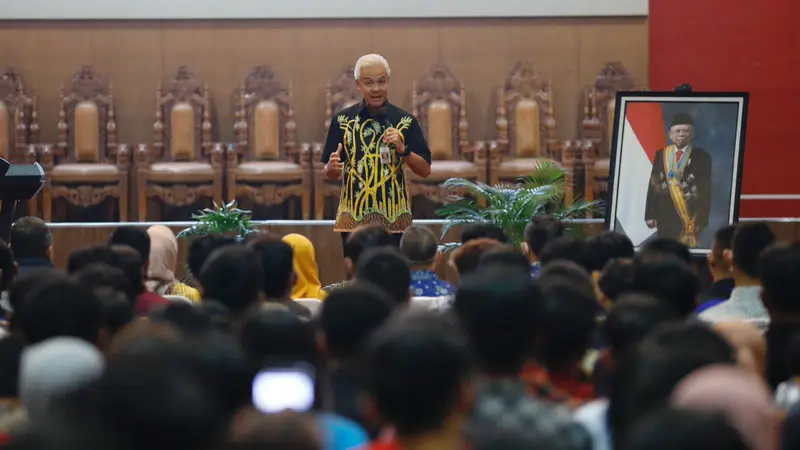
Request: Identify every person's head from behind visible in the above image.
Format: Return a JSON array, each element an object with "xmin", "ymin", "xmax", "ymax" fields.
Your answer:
[
  {"xmin": 148, "ymin": 302, "xmax": 213, "ymax": 338},
  {"xmin": 708, "ymin": 224, "xmax": 736, "ymax": 281},
  {"xmin": 0, "ymin": 239, "xmax": 16, "ymax": 292},
  {"xmin": 477, "ymin": 246, "xmax": 531, "ymax": 277},
  {"xmin": 10, "ymin": 216, "xmax": 52, "ymax": 261},
  {"xmin": 632, "ymin": 259, "xmax": 698, "ymax": 318},
  {"xmin": 343, "ymin": 225, "xmax": 394, "ymax": 278},
  {"xmin": 399, "ymin": 225, "xmax": 441, "ymax": 271},
  {"xmin": 588, "ymin": 231, "xmax": 634, "ymax": 273},
  {"xmin": 538, "ymin": 260, "xmax": 596, "ymax": 307},
  {"xmin": 453, "ymin": 272, "xmax": 543, "ymax": 376},
  {"xmin": 355, "ymin": 247, "xmax": 411, "ymax": 305},
  {"xmin": 67, "ymin": 245, "xmax": 120, "ymax": 275},
  {"xmin": 608, "ymin": 321, "xmax": 735, "ymax": 447},
  {"xmin": 636, "ymin": 237, "xmax": 692, "ymax": 265},
  {"xmin": 110, "ymin": 245, "xmax": 146, "ymax": 296},
  {"xmin": 199, "ymin": 245, "xmax": 263, "ymax": 318},
  {"xmin": 187, "ymin": 235, "xmax": 237, "ymax": 280},
  {"xmin": 759, "ymin": 242, "xmax": 800, "ymax": 316},
  {"xmin": 597, "ymin": 258, "xmax": 637, "ymax": 309},
  {"xmin": 7, "ymin": 269, "xmax": 63, "ymax": 334},
  {"xmin": 460, "ymin": 223, "xmax": 509, "ymax": 245},
  {"xmin": 729, "ymin": 222, "xmax": 775, "ymax": 283},
  {"xmin": 536, "ymin": 278, "xmax": 598, "ymax": 373},
  {"xmin": 365, "ymin": 312, "xmax": 474, "ymax": 437},
  {"xmin": 538, "ymin": 236, "xmax": 593, "ymax": 273},
  {"xmin": 108, "ymin": 226, "xmax": 151, "ymax": 272},
  {"xmin": 449, "ymin": 238, "xmax": 502, "ymax": 279},
  {"xmin": 522, "ymin": 215, "xmax": 565, "ymax": 263},
  {"xmin": 605, "ymin": 293, "xmax": 678, "ymax": 357},
  {"xmin": 319, "ymin": 283, "xmax": 393, "ymax": 361},
  {"xmin": 248, "ymin": 236, "xmax": 296, "ymax": 301},
  {"xmin": 671, "ymin": 365, "xmax": 779, "ymax": 450},
  {"xmin": 20, "ymin": 276, "xmax": 105, "ymax": 347},
  {"xmin": 229, "ymin": 409, "xmax": 322, "ymax": 450},
  {"xmin": 72, "ymin": 263, "xmax": 133, "ymax": 303},
  {"xmin": 95, "ymin": 287, "xmax": 134, "ymax": 340},
  {"xmin": 239, "ymin": 308, "xmax": 317, "ymax": 364},
  {"xmin": 624, "ymin": 408, "xmax": 748, "ymax": 450},
  {"xmin": 20, "ymin": 336, "xmax": 105, "ymax": 423}
]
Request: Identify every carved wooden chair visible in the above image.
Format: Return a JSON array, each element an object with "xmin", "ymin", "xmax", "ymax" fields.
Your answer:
[
  {"xmin": 581, "ymin": 62, "xmax": 635, "ymax": 205},
  {"xmin": 136, "ymin": 67, "xmax": 222, "ymax": 221},
  {"xmin": 40, "ymin": 66, "xmax": 129, "ymax": 222},
  {"xmin": 0, "ymin": 68, "xmax": 39, "ymax": 216},
  {"xmin": 490, "ymin": 62, "xmax": 573, "ymax": 203},
  {"xmin": 408, "ymin": 63, "xmax": 486, "ymax": 210},
  {"xmin": 311, "ymin": 66, "xmax": 361, "ymax": 219},
  {"xmin": 227, "ymin": 66, "xmax": 310, "ymax": 219}
]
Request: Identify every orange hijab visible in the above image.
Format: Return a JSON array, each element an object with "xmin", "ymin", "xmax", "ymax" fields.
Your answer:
[{"xmin": 282, "ymin": 234, "xmax": 326, "ymax": 300}]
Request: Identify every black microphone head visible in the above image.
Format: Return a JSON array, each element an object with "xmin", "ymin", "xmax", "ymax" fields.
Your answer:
[{"xmin": 377, "ymin": 106, "xmax": 392, "ymax": 127}]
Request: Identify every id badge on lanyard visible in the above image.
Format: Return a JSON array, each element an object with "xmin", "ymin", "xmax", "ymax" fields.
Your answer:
[{"xmin": 379, "ymin": 144, "xmax": 392, "ymax": 165}]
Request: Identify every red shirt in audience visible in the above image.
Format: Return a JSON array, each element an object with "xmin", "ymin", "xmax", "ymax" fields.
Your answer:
[
  {"xmin": 520, "ymin": 362, "xmax": 596, "ymax": 409},
  {"xmin": 135, "ymin": 292, "xmax": 170, "ymax": 316}
]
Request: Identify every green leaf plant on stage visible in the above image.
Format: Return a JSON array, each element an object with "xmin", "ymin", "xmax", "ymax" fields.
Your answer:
[
  {"xmin": 176, "ymin": 200, "xmax": 256, "ymax": 241},
  {"xmin": 436, "ymin": 160, "xmax": 602, "ymax": 251}
]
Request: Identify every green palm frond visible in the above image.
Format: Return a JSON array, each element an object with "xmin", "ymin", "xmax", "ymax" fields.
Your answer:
[
  {"xmin": 176, "ymin": 200, "xmax": 256, "ymax": 240},
  {"xmin": 437, "ymin": 162, "xmax": 602, "ymax": 248}
]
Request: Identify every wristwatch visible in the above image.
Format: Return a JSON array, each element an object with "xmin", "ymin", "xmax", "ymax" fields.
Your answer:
[{"xmin": 396, "ymin": 146, "xmax": 409, "ymax": 157}]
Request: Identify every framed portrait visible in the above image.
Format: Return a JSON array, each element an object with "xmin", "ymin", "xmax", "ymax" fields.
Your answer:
[{"xmin": 605, "ymin": 91, "xmax": 749, "ymax": 254}]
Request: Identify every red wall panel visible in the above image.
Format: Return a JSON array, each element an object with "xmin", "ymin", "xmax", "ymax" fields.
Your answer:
[{"xmin": 649, "ymin": 0, "xmax": 800, "ymax": 218}]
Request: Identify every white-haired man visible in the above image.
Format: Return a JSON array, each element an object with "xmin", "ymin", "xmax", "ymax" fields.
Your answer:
[{"xmin": 322, "ymin": 54, "xmax": 431, "ymax": 249}]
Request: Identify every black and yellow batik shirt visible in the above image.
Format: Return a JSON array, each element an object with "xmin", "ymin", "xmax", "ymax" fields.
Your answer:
[{"xmin": 321, "ymin": 100, "xmax": 431, "ymax": 233}]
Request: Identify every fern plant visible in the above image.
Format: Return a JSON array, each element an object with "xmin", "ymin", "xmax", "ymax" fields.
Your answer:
[
  {"xmin": 176, "ymin": 200, "xmax": 255, "ymax": 241},
  {"xmin": 437, "ymin": 160, "xmax": 601, "ymax": 249}
]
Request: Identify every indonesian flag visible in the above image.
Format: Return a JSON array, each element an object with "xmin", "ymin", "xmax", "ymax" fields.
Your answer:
[{"xmin": 616, "ymin": 102, "xmax": 667, "ymax": 246}]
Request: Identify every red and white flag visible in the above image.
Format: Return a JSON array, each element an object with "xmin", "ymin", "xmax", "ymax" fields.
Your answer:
[{"xmin": 615, "ymin": 102, "xmax": 666, "ymax": 246}]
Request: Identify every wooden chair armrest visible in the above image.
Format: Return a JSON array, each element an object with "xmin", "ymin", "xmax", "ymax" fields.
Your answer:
[{"xmin": 115, "ymin": 143, "xmax": 131, "ymax": 169}]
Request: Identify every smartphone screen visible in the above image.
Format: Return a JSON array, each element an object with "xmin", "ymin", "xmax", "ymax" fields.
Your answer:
[{"xmin": 252, "ymin": 366, "xmax": 315, "ymax": 413}]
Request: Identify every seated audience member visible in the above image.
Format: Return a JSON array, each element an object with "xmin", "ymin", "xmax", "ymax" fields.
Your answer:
[
  {"xmin": 111, "ymin": 245, "xmax": 169, "ymax": 316},
  {"xmin": 460, "ymin": 223, "xmax": 509, "ymax": 245},
  {"xmin": 248, "ymin": 237, "xmax": 311, "ymax": 319},
  {"xmin": 229, "ymin": 409, "xmax": 323, "ymax": 450},
  {"xmin": 624, "ymin": 409, "xmax": 748, "ymax": 450},
  {"xmin": 524, "ymin": 278, "xmax": 598, "ymax": 408},
  {"xmin": 539, "ymin": 260, "xmax": 596, "ymax": 302},
  {"xmin": 538, "ymin": 237, "xmax": 593, "ymax": 273},
  {"xmin": 199, "ymin": 245, "xmax": 263, "ymax": 323},
  {"xmin": 9, "ymin": 217, "xmax": 53, "ymax": 277},
  {"xmin": 324, "ymin": 225, "xmax": 394, "ymax": 293},
  {"xmin": 587, "ymin": 231, "xmax": 634, "ymax": 275},
  {"xmin": 355, "ymin": 248, "xmax": 412, "ymax": 306},
  {"xmin": 319, "ymin": 284, "xmax": 394, "ymax": 436},
  {"xmin": 760, "ymin": 242, "xmax": 800, "ymax": 389},
  {"xmin": 66, "ymin": 245, "xmax": 119, "ymax": 275},
  {"xmin": 0, "ymin": 337, "xmax": 23, "ymax": 417},
  {"xmin": 477, "ymin": 246, "xmax": 532, "ymax": 278},
  {"xmin": 523, "ymin": 215, "xmax": 566, "ymax": 277},
  {"xmin": 635, "ymin": 237, "xmax": 692, "ymax": 265},
  {"xmin": 109, "ymin": 226, "xmax": 151, "ymax": 269},
  {"xmin": 146, "ymin": 225, "xmax": 200, "ymax": 302},
  {"xmin": 713, "ymin": 320, "xmax": 766, "ymax": 378},
  {"xmin": 591, "ymin": 293, "xmax": 678, "ymax": 397},
  {"xmin": 602, "ymin": 322, "xmax": 735, "ymax": 450},
  {"xmin": 95, "ymin": 287, "xmax": 135, "ymax": 341},
  {"xmin": 364, "ymin": 312, "xmax": 474, "ymax": 450},
  {"xmin": 149, "ymin": 302, "xmax": 215, "ymax": 338},
  {"xmin": 671, "ymin": 365, "xmax": 779, "ymax": 450},
  {"xmin": 699, "ymin": 222, "xmax": 775, "ymax": 329},
  {"xmin": 0, "ymin": 240, "xmax": 16, "ymax": 311},
  {"xmin": 187, "ymin": 235, "xmax": 237, "ymax": 285},
  {"xmin": 73, "ymin": 264, "xmax": 136, "ymax": 339},
  {"xmin": 72, "ymin": 263, "xmax": 131, "ymax": 299},
  {"xmin": 399, "ymin": 226, "xmax": 454, "ymax": 297},
  {"xmin": 452, "ymin": 272, "xmax": 590, "ymax": 450},
  {"xmin": 6, "ymin": 269, "xmax": 63, "ymax": 336},
  {"xmin": 774, "ymin": 333, "xmax": 800, "ymax": 410},
  {"xmin": 238, "ymin": 308, "xmax": 370, "ymax": 450},
  {"xmin": 449, "ymin": 238, "xmax": 503, "ymax": 280},
  {"xmin": 282, "ymin": 234, "xmax": 327, "ymax": 301},
  {"xmin": 632, "ymin": 259, "xmax": 698, "ymax": 318},
  {"xmin": 596, "ymin": 258, "xmax": 636, "ymax": 310},
  {"xmin": 19, "ymin": 337, "xmax": 105, "ymax": 425},
  {"xmin": 19, "ymin": 275, "xmax": 105, "ymax": 348},
  {"xmin": 697, "ymin": 224, "xmax": 737, "ymax": 313}
]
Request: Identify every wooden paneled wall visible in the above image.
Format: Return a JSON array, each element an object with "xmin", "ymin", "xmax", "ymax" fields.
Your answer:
[{"xmin": 0, "ymin": 18, "xmax": 647, "ymax": 147}]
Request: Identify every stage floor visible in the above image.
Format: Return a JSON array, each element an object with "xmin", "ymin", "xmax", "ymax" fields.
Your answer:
[{"xmin": 46, "ymin": 219, "xmax": 800, "ymax": 287}]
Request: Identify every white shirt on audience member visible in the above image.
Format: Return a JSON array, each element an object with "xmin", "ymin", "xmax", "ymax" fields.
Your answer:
[{"xmin": 698, "ymin": 285, "xmax": 769, "ymax": 332}]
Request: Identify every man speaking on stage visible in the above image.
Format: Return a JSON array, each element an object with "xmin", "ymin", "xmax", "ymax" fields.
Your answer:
[{"xmin": 321, "ymin": 54, "xmax": 432, "ymax": 247}]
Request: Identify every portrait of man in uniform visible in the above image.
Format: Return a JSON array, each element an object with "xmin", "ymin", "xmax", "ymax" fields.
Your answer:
[{"xmin": 606, "ymin": 92, "xmax": 749, "ymax": 254}]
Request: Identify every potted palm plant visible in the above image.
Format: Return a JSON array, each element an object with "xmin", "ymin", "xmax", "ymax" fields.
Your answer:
[
  {"xmin": 176, "ymin": 200, "xmax": 256, "ymax": 241},
  {"xmin": 437, "ymin": 160, "xmax": 601, "ymax": 248}
]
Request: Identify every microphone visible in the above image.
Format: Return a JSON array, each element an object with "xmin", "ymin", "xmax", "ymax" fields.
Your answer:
[{"xmin": 377, "ymin": 106, "xmax": 396, "ymax": 151}]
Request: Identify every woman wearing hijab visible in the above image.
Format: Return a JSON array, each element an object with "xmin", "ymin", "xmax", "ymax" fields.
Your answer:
[
  {"xmin": 145, "ymin": 225, "xmax": 200, "ymax": 302},
  {"xmin": 282, "ymin": 234, "xmax": 326, "ymax": 300}
]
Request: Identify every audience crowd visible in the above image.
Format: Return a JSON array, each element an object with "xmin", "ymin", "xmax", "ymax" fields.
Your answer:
[{"xmin": 0, "ymin": 214, "xmax": 797, "ymax": 450}]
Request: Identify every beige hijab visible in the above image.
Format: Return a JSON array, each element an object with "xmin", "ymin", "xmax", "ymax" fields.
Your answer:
[{"xmin": 146, "ymin": 225, "xmax": 179, "ymax": 286}]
